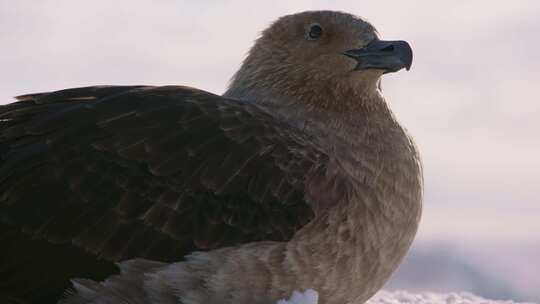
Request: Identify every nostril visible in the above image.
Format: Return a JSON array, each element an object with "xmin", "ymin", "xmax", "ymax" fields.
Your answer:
[{"xmin": 380, "ymin": 45, "xmax": 394, "ymax": 52}]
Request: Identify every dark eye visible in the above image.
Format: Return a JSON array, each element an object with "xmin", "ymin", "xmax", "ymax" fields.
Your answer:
[{"xmin": 307, "ymin": 24, "xmax": 323, "ymax": 40}]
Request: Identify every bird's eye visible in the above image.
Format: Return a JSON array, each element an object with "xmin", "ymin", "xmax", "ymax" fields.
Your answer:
[{"xmin": 307, "ymin": 24, "xmax": 323, "ymax": 40}]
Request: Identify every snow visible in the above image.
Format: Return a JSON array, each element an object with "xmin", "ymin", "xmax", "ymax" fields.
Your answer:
[
  {"xmin": 368, "ymin": 291, "xmax": 534, "ymax": 304},
  {"xmin": 275, "ymin": 290, "xmax": 533, "ymax": 304}
]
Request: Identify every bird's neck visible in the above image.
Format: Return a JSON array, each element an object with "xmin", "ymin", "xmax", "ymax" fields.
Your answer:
[
  {"xmin": 226, "ymin": 80, "xmax": 403, "ymax": 146},
  {"xmin": 224, "ymin": 68, "xmax": 385, "ymax": 117}
]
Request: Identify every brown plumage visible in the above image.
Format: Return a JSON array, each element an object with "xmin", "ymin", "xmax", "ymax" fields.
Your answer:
[{"xmin": 0, "ymin": 10, "xmax": 422, "ymax": 304}]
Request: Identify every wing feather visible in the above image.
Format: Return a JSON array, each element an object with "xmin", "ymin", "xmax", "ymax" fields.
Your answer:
[{"xmin": 0, "ymin": 85, "xmax": 345, "ymax": 302}]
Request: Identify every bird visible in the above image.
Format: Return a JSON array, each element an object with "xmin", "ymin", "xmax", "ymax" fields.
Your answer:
[{"xmin": 0, "ymin": 10, "xmax": 422, "ymax": 304}]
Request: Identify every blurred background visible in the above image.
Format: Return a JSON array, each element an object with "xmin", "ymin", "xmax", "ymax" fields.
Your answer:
[{"xmin": 1, "ymin": 0, "xmax": 538, "ymax": 302}]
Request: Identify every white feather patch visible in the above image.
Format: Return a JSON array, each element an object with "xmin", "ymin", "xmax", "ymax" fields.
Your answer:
[{"xmin": 276, "ymin": 289, "xmax": 319, "ymax": 304}]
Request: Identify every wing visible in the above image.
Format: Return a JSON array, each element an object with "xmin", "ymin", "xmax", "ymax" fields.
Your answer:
[{"xmin": 0, "ymin": 85, "xmax": 341, "ymax": 302}]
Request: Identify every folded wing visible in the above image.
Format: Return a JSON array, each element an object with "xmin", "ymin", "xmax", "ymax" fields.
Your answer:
[{"xmin": 0, "ymin": 85, "xmax": 336, "ymax": 302}]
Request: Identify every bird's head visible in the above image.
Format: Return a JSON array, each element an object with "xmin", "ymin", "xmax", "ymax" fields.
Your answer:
[{"xmin": 225, "ymin": 11, "xmax": 412, "ymax": 112}]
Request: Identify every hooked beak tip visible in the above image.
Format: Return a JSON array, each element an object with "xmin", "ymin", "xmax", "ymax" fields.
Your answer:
[{"xmin": 344, "ymin": 39, "xmax": 413, "ymax": 74}]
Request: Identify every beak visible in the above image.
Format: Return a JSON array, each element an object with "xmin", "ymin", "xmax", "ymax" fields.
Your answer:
[{"xmin": 343, "ymin": 40, "xmax": 413, "ymax": 73}]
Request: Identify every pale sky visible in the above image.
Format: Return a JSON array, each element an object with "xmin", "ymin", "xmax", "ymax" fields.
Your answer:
[{"xmin": 1, "ymin": 0, "xmax": 539, "ymax": 249}]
